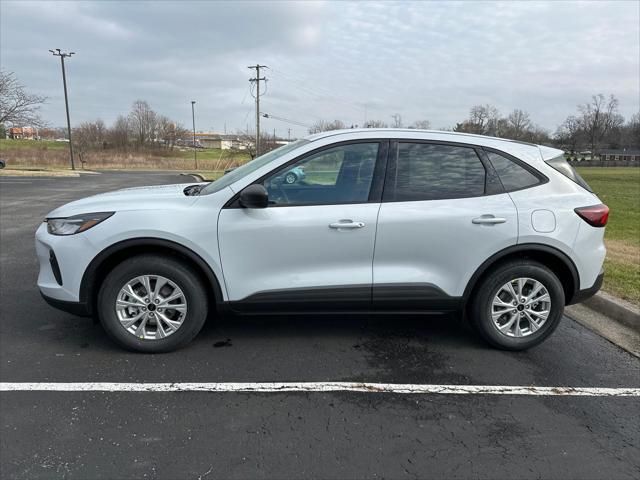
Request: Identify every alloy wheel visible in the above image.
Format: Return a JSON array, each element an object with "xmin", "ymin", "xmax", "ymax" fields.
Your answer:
[
  {"xmin": 491, "ymin": 277, "xmax": 551, "ymax": 338},
  {"xmin": 115, "ymin": 275, "xmax": 188, "ymax": 340}
]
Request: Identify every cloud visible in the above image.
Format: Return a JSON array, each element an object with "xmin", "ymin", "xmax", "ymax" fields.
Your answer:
[{"xmin": 1, "ymin": 0, "xmax": 638, "ymax": 137}]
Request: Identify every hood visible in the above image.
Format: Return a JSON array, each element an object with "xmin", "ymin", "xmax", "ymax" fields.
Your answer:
[{"xmin": 46, "ymin": 183, "xmax": 201, "ymax": 218}]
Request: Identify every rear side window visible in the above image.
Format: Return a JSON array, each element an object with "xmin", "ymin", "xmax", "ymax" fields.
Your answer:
[
  {"xmin": 386, "ymin": 143, "xmax": 486, "ymax": 201},
  {"xmin": 486, "ymin": 151, "xmax": 541, "ymax": 191},
  {"xmin": 545, "ymin": 155, "xmax": 593, "ymax": 192}
]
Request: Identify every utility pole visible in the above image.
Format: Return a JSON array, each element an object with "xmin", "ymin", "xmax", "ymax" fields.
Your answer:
[
  {"xmin": 288, "ymin": 128, "xmax": 291, "ymax": 141},
  {"xmin": 191, "ymin": 100, "xmax": 198, "ymax": 170},
  {"xmin": 49, "ymin": 49, "xmax": 75, "ymax": 170},
  {"xmin": 248, "ymin": 64, "xmax": 267, "ymax": 156}
]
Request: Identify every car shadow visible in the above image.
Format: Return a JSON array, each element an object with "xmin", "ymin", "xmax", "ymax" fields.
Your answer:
[{"xmin": 199, "ymin": 311, "xmax": 481, "ymax": 348}]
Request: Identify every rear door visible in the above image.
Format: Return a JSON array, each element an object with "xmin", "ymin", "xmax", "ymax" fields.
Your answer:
[
  {"xmin": 218, "ymin": 141, "xmax": 388, "ymax": 312},
  {"xmin": 372, "ymin": 141, "xmax": 518, "ymax": 311}
]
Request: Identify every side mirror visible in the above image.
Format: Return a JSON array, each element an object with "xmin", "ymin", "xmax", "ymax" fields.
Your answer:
[{"xmin": 239, "ymin": 184, "xmax": 268, "ymax": 209}]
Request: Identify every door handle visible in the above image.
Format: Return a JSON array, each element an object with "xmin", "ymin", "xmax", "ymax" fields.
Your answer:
[
  {"xmin": 329, "ymin": 220, "xmax": 365, "ymax": 229},
  {"xmin": 472, "ymin": 215, "xmax": 507, "ymax": 225}
]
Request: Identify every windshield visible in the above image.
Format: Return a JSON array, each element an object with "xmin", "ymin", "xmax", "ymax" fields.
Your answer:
[{"xmin": 200, "ymin": 139, "xmax": 310, "ymax": 195}]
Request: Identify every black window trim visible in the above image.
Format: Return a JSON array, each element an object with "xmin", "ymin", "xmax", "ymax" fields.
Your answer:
[
  {"xmin": 224, "ymin": 139, "xmax": 390, "ymax": 209},
  {"xmin": 381, "ymin": 139, "xmax": 505, "ymax": 203},
  {"xmin": 482, "ymin": 147, "xmax": 549, "ymax": 193}
]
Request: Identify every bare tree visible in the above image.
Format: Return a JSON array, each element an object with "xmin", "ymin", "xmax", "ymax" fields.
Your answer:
[
  {"xmin": 0, "ymin": 70, "xmax": 47, "ymax": 127},
  {"xmin": 526, "ymin": 125, "xmax": 551, "ymax": 145},
  {"xmin": 578, "ymin": 94, "xmax": 624, "ymax": 156},
  {"xmin": 234, "ymin": 128, "xmax": 257, "ymax": 158},
  {"xmin": 555, "ymin": 115, "xmax": 582, "ymax": 153},
  {"xmin": 506, "ymin": 109, "xmax": 532, "ymax": 140},
  {"xmin": 108, "ymin": 115, "xmax": 130, "ymax": 149},
  {"xmin": 128, "ymin": 100, "xmax": 157, "ymax": 146},
  {"xmin": 470, "ymin": 104, "xmax": 501, "ymax": 135},
  {"xmin": 308, "ymin": 119, "xmax": 346, "ymax": 134},
  {"xmin": 74, "ymin": 120, "xmax": 106, "ymax": 149},
  {"xmin": 454, "ymin": 104, "xmax": 501, "ymax": 135},
  {"xmin": 620, "ymin": 112, "xmax": 640, "ymax": 148},
  {"xmin": 409, "ymin": 120, "xmax": 431, "ymax": 129},
  {"xmin": 364, "ymin": 119, "xmax": 388, "ymax": 128},
  {"xmin": 157, "ymin": 115, "xmax": 184, "ymax": 149}
]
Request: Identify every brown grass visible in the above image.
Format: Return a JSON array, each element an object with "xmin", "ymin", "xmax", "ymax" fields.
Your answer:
[
  {"xmin": 0, "ymin": 148, "xmax": 249, "ymax": 172},
  {"xmin": 0, "ymin": 169, "xmax": 81, "ymax": 177}
]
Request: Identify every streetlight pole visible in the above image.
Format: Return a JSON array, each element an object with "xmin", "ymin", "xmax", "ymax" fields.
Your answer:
[
  {"xmin": 49, "ymin": 49, "xmax": 75, "ymax": 170},
  {"xmin": 191, "ymin": 100, "xmax": 198, "ymax": 170}
]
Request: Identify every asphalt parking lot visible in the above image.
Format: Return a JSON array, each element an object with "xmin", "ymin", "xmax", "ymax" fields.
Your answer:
[{"xmin": 1, "ymin": 171, "xmax": 639, "ymax": 479}]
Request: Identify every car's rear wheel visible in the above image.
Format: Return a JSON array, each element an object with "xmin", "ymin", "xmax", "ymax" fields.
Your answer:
[
  {"xmin": 97, "ymin": 254, "xmax": 208, "ymax": 352},
  {"xmin": 469, "ymin": 260, "xmax": 565, "ymax": 350}
]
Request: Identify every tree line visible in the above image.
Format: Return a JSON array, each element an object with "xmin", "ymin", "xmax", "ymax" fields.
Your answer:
[
  {"xmin": 72, "ymin": 100, "xmax": 190, "ymax": 155},
  {"xmin": 309, "ymin": 94, "xmax": 639, "ymax": 157}
]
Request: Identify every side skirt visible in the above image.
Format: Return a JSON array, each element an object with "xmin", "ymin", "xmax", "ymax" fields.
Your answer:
[{"xmin": 227, "ymin": 284, "xmax": 463, "ymax": 315}]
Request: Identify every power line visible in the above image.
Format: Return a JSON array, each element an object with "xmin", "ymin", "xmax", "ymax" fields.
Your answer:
[
  {"xmin": 261, "ymin": 112, "xmax": 310, "ymax": 128},
  {"xmin": 267, "ymin": 68, "xmax": 366, "ymax": 115}
]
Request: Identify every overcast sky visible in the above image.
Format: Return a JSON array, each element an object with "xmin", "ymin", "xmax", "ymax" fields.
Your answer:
[{"xmin": 1, "ymin": 0, "xmax": 638, "ymax": 138}]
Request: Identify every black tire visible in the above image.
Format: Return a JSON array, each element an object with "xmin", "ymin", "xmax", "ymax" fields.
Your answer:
[
  {"xmin": 97, "ymin": 254, "xmax": 208, "ymax": 353},
  {"xmin": 284, "ymin": 172, "xmax": 297, "ymax": 184},
  {"xmin": 469, "ymin": 260, "xmax": 565, "ymax": 351}
]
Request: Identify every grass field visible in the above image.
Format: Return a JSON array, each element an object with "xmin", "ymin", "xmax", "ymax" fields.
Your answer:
[
  {"xmin": 0, "ymin": 139, "xmax": 251, "ymax": 171},
  {"xmin": 577, "ymin": 167, "xmax": 640, "ymax": 305},
  {"xmin": 0, "ymin": 138, "xmax": 67, "ymax": 150}
]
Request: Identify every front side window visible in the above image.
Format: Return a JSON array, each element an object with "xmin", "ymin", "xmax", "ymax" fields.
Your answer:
[
  {"xmin": 486, "ymin": 151, "xmax": 541, "ymax": 191},
  {"xmin": 263, "ymin": 143, "xmax": 379, "ymax": 206},
  {"xmin": 386, "ymin": 143, "xmax": 486, "ymax": 201}
]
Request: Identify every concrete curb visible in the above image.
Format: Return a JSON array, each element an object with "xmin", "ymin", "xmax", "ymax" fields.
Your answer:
[{"xmin": 583, "ymin": 291, "xmax": 640, "ymax": 332}]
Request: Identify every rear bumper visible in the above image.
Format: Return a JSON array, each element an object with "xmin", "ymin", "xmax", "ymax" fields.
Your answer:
[
  {"xmin": 568, "ymin": 268, "xmax": 604, "ymax": 305},
  {"xmin": 40, "ymin": 291, "xmax": 91, "ymax": 317}
]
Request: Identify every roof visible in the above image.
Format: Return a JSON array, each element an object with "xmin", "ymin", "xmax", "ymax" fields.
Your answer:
[
  {"xmin": 303, "ymin": 128, "xmax": 563, "ymax": 165},
  {"xmin": 304, "ymin": 128, "xmax": 538, "ymax": 147},
  {"xmin": 600, "ymin": 149, "xmax": 640, "ymax": 155}
]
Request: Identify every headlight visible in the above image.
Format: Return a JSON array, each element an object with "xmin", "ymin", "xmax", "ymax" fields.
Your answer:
[{"xmin": 46, "ymin": 212, "xmax": 114, "ymax": 236}]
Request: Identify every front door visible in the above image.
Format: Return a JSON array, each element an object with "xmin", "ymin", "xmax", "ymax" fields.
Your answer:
[{"xmin": 218, "ymin": 141, "xmax": 387, "ymax": 313}]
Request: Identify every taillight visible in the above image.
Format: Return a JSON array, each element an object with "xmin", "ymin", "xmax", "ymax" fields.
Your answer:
[{"xmin": 574, "ymin": 204, "xmax": 609, "ymax": 227}]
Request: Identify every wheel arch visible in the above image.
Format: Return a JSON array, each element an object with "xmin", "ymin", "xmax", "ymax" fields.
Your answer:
[
  {"xmin": 462, "ymin": 243, "xmax": 580, "ymax": 307},
  {"xmin": 80, "ymin": 238, "xmax": 223, "ymax": 316}
]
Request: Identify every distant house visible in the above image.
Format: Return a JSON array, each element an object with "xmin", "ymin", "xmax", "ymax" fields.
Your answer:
[
  {"xmin": 8, "ymin": 127, "xmax": 36, "ymax": 139},
  {"xmin": 599, "ymin": 149, "xmax": 640, "ymax": 162},
  {"xmin": 196, "ymin": 133, "xmax": 248, "ymax": 150}
]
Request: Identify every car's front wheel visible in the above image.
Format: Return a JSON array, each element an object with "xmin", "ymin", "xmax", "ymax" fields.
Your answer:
[
  {"xmin": 469, "ymin": 260, "xmax": 565, "ymax": 350},
  {"xmin": 284, "ymin": 172, "xmax": 297, "ymax": 184},
  {"xmin": 97, "ymin": 254, "xmax": 208, "ymax": 352}
]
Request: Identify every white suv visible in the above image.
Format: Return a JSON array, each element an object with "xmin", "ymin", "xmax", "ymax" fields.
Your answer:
[{"xmin": 36, "ymin": 129, "xmax": 608, "ymax": 352}]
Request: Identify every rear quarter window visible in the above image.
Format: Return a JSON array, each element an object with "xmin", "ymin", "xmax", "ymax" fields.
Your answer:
[
  {"xmin": 486, "ymin": 151, "xmax": 542, "ymax": 191},
  {"xmin": 545, "ymin": 155, "xmax": 593, "ymax": 192}
]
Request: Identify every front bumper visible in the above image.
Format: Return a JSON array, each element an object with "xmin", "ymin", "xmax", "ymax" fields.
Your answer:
[
  {"xmin": 40, "ymin": 291, "xmax": 91, "ymax": 317},
  {"xmin": 35, "ymin": 222, "xmax": 97, "ymax": 304},
  {"xmin": 568, "ymin": 268, "xmax": 604, "ymax": 305}
]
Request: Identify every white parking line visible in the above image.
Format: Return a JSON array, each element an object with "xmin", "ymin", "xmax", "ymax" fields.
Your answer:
[{"xmin": 1, "ymin": 382, "xmax": 638, "ymax": 396}]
